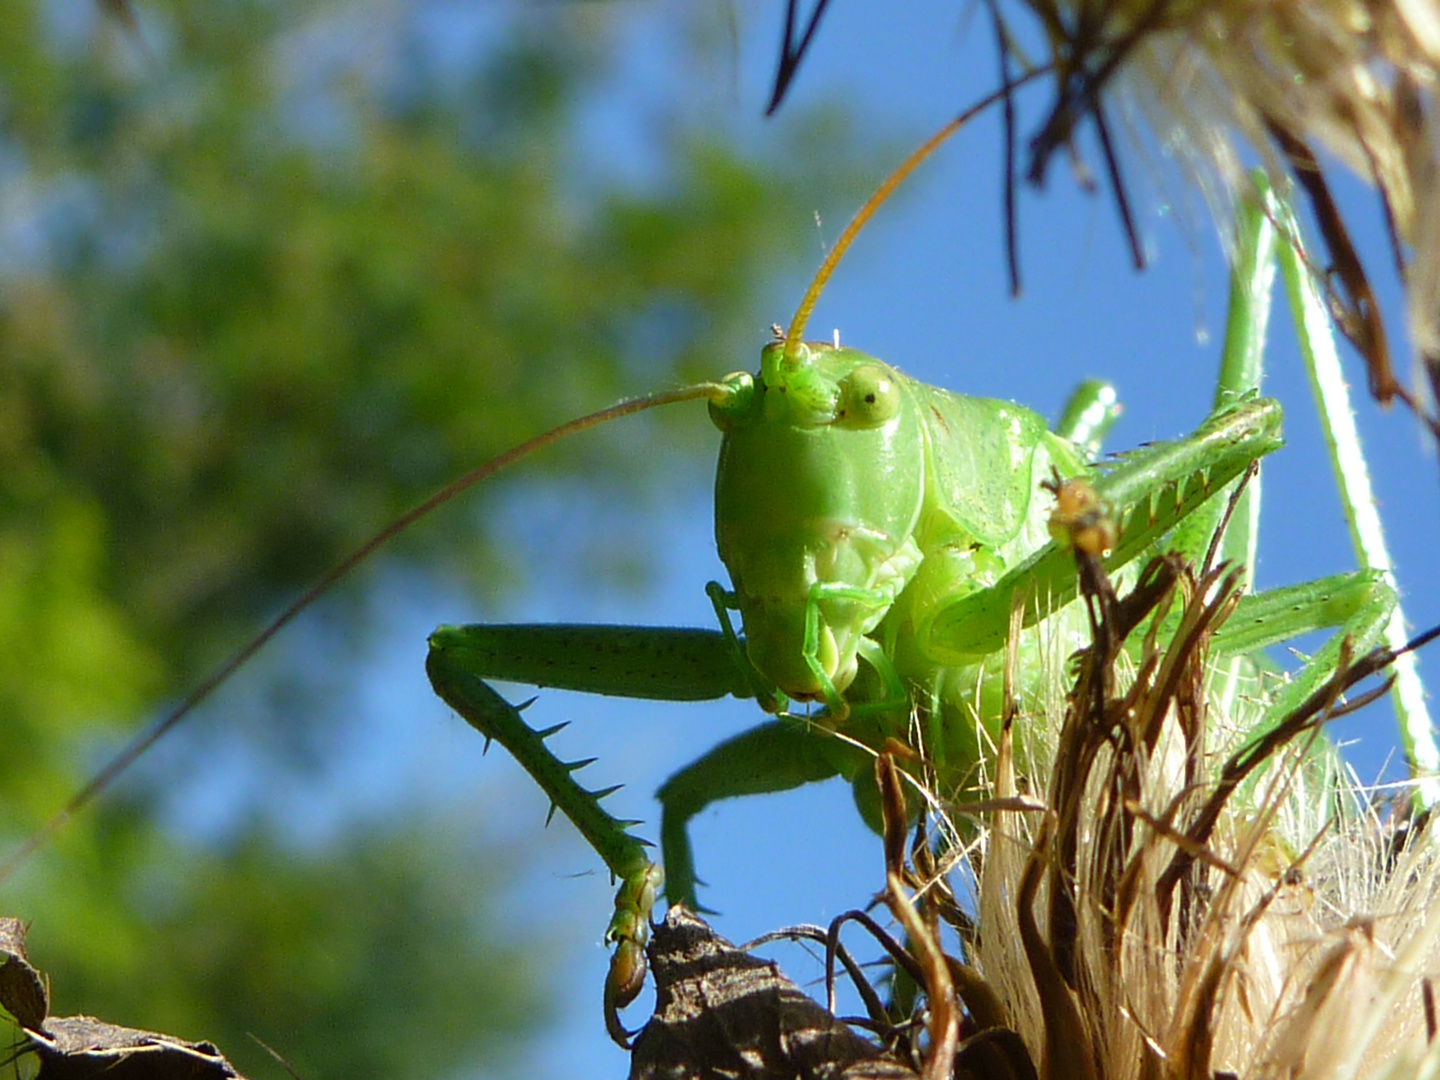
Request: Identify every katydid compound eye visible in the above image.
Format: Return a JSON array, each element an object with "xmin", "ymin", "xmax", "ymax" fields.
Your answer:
[{"xmin": 838, "ymin": 364, "xmax": 900, "ymax": 426}]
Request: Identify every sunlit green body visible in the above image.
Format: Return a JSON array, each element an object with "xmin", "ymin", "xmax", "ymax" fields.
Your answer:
[
  {"xmin": 708, "ymin": 341, "xmax": 1087, "ymax": 707},
  {"xmin": 424, "ymin": 195, "xmax": 1402, "ymax": 1045}
]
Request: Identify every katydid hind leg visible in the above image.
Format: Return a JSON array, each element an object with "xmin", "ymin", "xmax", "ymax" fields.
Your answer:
[
  {"xmin": 1214, "ymin": 569, "xmax": 1398, "ymax": 743},
  {"xmin": 1169, "ymin": 188, "xmax": 1279, "ymax": 575}
]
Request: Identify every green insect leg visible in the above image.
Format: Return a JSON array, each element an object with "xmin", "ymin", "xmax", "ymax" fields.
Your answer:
[
  {"xmin": 655, "ymin": 720, "xmax": 865, "ymax": 910},
  {"xmin": 1272, "ymin": 184, "xmax": 1439, "ymax": 804},
  {"xmin": 1213, "ymin": 569, "xmax": 1398, "ymax": 744},
  {"xmin": 924, "ymin": 397, "xmax": 1285, "ymax": 661},
  {"xmin": 799, "ymin": 580, "xmax": 906, "ymax": 720},
  {"xmin": 424, "ymin": 637, "xmax": 661, "ymax": 1046},
  {"xmin": 706, "ymin": 581, "xmax": 784, "ymax": 712},
  {"xmin": 426, "ymin": 622, "xmax": 752, "ymax": 701},
  {"xmin": 1053, "ymin": 379, "xmax": 1122, "ymax": 461},
  {"xmin": 1169, "ymin": 186, "xmax": 1279, "ymax": 577}
]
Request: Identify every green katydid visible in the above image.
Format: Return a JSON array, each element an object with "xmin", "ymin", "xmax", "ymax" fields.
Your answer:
[
  {"xmin": 424, "ymin": 174, "xmax": 1410, "ymax": 1044},
  {"xmin": 0, "ymin": 102, "xmax": 1423, "ymax": 1052}
]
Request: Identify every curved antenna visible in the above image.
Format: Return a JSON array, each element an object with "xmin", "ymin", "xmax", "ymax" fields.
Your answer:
[
  {"xmin": 0, "ymin": 380, "xmax": 732, "ymax": 887},
  {"xmin": 783, "ymin": 67, "xmax": 1052, "ymax": 364}
]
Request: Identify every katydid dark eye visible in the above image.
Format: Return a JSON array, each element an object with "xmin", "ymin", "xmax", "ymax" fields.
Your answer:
[{"xmin": 838, "ymin": 364, "xmax": 900, "ymax": 426}]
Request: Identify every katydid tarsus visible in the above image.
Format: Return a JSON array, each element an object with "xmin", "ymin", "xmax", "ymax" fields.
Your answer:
[{"xmin": 0, "ymin": 106, "xmax": 1424, "ymax": 1051}]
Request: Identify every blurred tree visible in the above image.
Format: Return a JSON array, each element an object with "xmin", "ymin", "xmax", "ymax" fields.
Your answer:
[{"xmin": 0, "ymin": 1, "xmax": 866, "ymax": 1076}]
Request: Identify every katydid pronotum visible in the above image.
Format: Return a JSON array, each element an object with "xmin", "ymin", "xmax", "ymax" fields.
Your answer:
[{"xmin": 0, "ymin": 108, "xmax": 1427, "ymax": 1052}]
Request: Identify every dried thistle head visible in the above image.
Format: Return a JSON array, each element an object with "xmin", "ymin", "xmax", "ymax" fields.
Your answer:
[
  {"xmin": 931, "ymin": 546, "xmax": 1440, "ymax": 1080},
  {"xmin": 1013, "ymin": 0, "xmax": 1440, "ymax": 421}
]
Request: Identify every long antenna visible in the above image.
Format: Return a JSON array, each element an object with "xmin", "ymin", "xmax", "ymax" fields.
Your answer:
[
  {"xmin": 782, "ymin": 67, "xmax": 1051, "ymax": 363},
  {"xmin": 0, "ymin": 381, "xmax": 731, "ymax": 886}
]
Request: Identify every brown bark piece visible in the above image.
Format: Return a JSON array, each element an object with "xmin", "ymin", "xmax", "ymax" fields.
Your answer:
[
  {"xmin": 0, "ymin": 915, "xmax": 48, "ymax": 1031},
  {"xmin": 25, "ymin": 1015, "xmax": 245, "ymax": 1080},
  {"xmin": 630, "ymin": 906, "xmax": 919, "ymax": 1080}
]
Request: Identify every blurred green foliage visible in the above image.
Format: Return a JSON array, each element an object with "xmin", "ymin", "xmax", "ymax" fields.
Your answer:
[{"xmin": 0, "ymin": 1, "xmax": 866, "ymax": 1075}]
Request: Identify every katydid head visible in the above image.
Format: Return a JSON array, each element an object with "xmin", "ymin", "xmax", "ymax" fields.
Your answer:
[
  {"xmin": 708, "ymin": 341, "xmax": 925, "ymax": 702},
  {"xmin": 698, "ymin": 102, "xmax": 1003, "ymax": 705}
]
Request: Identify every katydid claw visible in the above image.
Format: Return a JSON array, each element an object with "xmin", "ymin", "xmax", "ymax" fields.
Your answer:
[
  {"xmin": 603, "ymin": 860, "xmax": 664, "ymax": 1047},
  {"xmin": 604, "ymin": 940, "xmax": 647, "ymax": 1047}
]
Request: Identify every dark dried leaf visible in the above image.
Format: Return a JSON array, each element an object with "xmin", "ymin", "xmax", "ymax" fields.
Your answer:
[
  {"xmin": 0, "ymin": 916, "xmax": 48, "ymax": 1030},
  {"xmin": 1, "ymin": 916, "xmax": 247, "ymax": 1079},
  {"xmin": 26, "ymin": 1015, "xmax": 246, "ymax": 1080}
]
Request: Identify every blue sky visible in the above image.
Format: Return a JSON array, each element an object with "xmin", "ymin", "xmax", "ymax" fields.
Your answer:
[{"xmin": 139, "ymin": 3, "xmax": 1440, "ymax": 1076}]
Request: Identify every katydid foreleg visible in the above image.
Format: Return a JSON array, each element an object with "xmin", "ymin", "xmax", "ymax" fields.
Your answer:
[{"xmin": 424, "ymin": 638, "xmax": 681, "ymax": 1047}]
